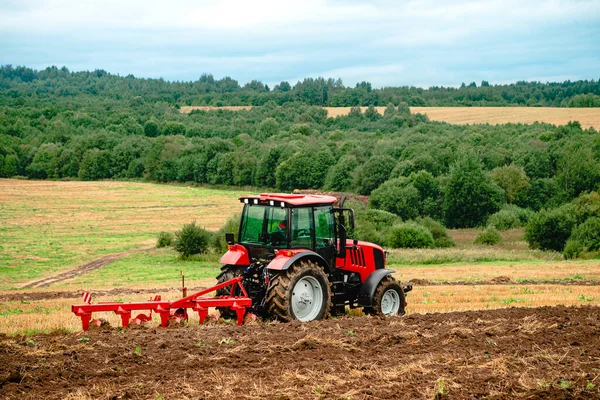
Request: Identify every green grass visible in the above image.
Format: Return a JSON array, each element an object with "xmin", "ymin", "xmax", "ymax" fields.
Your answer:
[
  {"xmin": 56, "ymin": 247, "xmax": 222, "ymax": 289},
  {"xmin": 0, "ymin": 180, "xmax": 247, "ymax": 290}
]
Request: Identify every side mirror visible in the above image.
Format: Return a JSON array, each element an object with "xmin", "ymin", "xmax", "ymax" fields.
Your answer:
[
  {"xmin": 348, "ymin": 210, "xmax": 355, "ymax": 230},
  {"xmin": 225, "ymin": 233, "xmax": 235, "ymax": 245}
]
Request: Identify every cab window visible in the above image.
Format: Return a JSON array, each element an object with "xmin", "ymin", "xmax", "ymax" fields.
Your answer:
[
  {"xmin": 290, "ymin": 207, "xmax": 313, "ymax": 248},
  {"xmin": 314, "ymin": 206, "xmax": 334, "ymax": 248}
]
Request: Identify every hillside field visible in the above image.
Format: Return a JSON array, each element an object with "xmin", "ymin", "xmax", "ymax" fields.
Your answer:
[
  {"xmin": 179, "ymin": 105, "xmax": 600, "ymax": 129},
  {"xmin": 1, "ymin": 179, "xmax": 600, "ymax": 335},
  {"xmin": 1, "ymin": 179, "xmax": 600, "ymax": 399}
]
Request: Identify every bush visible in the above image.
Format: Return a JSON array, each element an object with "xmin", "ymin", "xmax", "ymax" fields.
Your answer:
[
  {"xmin": 563, "ymin": 239, "xmax": 583, "ymax": 259},
  {"xmin": 474, "ymin": 226, "xmax": 503, "ymax": 245},
  {"xmin": 212, "ymin": 213, "xmax": 241, "ymax": 253},
  {"xmin": 356, "ymin": 209, "xmax": 401, "ymax": 247},
  {"xmin": 348, "ymin": 200, "xmax": 400, "ymax": 247},
  {"xmin": 525, "ymin": 204, "xmax": 576, "ymax": 252},
  {"xmin": 389, "ymin": 222, "xmax": 435, "ymax": 249},
  {"xmin": 156, "ymin": 231, "xmax": 173, "ymax": 248},
  {"xmin": 487, "ymin": 204, "xmax": 533, "ymax": 230},
  {"xmin": 571, "ymin": 191, "xmax": 600, "ymax": 224},
  {"xmin": 416, "ymin": 217, "xmax": 455, "ymax": 248},
  {"xmin": 174, "ymin": 221, "xmax": 212, "ymax": 258},
  {"xmin": 570, "ymin": 217, "xmax": 600, "ymax": 252}
]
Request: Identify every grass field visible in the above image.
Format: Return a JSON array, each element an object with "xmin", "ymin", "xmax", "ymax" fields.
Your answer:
[
  {"xmin": 179, "ymin": 105, "xmax": 600, "ymax": 129},
  {"xmin": 1, "ymin": 179, "xmax": 600, "ymax": 336},
  {"xmin": 0, "ymin": 179, "xmax": 246, "ymax": 290}
]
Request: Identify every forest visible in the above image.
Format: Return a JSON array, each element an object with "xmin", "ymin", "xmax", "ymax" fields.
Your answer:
[
  {"xmin": 1, "ymin": 65, "xmax": 600, "ymax": 257},
  {"xmin": 1, "ymin": 65, "xmax": 600, "ymax": 108}
]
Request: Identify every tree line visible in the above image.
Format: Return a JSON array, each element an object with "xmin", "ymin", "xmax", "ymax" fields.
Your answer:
[
  {"xmin": 2, "ymin": 74, "xmax": 600, "ymax": 234},
  {"xmin": 2, "ymin": 65, "xmax": 599, "ymax": 108}
]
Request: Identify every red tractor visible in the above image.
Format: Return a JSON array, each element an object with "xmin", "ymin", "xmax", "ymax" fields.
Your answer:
[
  {"xmin": 71, "ymin": 192, "xmax": 412, "ymax": 330},
  {"xmin": 216, "ymin": 193, "xmax": 412, "ymax": 322}
]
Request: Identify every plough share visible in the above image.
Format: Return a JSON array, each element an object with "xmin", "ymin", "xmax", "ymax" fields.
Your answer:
[{"xmin": 72, "ymin": 277, "xmax": 252, "ymax": 331}]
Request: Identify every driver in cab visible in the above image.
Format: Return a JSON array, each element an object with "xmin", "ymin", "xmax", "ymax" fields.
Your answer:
[{"xmin": 268, "ymin": 219, "xmax": 288, "ymax": 246}]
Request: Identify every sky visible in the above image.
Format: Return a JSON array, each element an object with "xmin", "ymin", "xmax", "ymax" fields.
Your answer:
[{"xmin": 1, "ymin": 0, "xmax": 599, "ymax": 88}]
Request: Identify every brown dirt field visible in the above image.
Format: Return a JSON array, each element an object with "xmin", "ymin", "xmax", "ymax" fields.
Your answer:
[{"xmin": 1, "ymin": 306, "xmax": 599, "ymax": 399}]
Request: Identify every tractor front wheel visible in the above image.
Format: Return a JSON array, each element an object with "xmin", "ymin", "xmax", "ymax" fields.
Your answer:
[
  {"xmin": 215, "ymin": 265, "xmax": 245, "ymax": 320},
  {"xmin": 365, "ymin": 275, "xmax": 406, "ymax": 317},
  {"xmin": 266, "ymin": 261, "xmax": 332, "ymax": 322}
]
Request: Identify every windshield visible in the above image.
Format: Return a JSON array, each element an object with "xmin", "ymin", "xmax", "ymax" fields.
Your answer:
[{"xmin": 239, "ymin": 205, "xmax": 289, "ymax": 247}]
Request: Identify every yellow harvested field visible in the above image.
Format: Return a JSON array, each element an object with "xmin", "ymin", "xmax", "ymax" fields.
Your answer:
[
  {"xmin": 179, "ymin": 105, "xmax": 600, "ymax": 129},
  {"xmin": 412, "ymin": 107, "xmax": 600, "ymax": 129},
  {"xmin": 179, "ymin": 105, "xmax": 252, "ymax": 114},
  {"xmin": 392, "ymin": 260, "xmax": 600, "ymax": 283},
  {"xmin": 407, "ymin": 284, "xmax": 600, "ymax": 314},
  {"xmin": 1, "ymin": 284, "xmax": 598, "ymax": 335},
  {"xmin": 326, "ymin": 106, "xmax": 600, "ymax": 129}
]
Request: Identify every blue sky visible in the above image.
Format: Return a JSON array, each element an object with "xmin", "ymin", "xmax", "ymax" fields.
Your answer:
[{"xmin": 1, "ymin": 0, "xmax": 599, "ymax": 88}]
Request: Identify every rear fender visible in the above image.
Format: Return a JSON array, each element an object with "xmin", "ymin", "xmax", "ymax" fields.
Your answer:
[
  {"xmin": 267, "ymin": 250, "xmax": 328, "ymax": 271},
  {"xmin": 219, "ymin": 244, "xmax": 250, "ymax": 266},
  {"xmin": 358, "ymin": 269, "xmax": 394, "ymax": 307}
]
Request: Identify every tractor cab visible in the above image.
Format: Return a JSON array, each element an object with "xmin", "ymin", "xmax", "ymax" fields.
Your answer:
[{"xmin": 235, "ymin": 193, "xmax": 344, "ymax": 267}]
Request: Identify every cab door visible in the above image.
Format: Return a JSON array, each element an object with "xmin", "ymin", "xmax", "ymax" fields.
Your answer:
[{"xmin": 313, "ymin": 206, "xmax": 336, "ymax": 267}]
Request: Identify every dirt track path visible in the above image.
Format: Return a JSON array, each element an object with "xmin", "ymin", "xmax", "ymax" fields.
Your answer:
[{"xmin": 20, "ymin": 247, "xmax": 154, "ymax": 289}]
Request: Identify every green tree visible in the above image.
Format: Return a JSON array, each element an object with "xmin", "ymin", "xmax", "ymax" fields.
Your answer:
[
  {"xmin": 2, "ymin": 154, "xmax": 18, "ymax": 177},
  {"xmin": 276, "ymin": 148, "xmax": 335, "ymax": 190},
  {"xmin": 444, "ymin": 153, "xmax": 505, "ymax": 228},
  {"xmin": 354, "ymin": 155, "xmax": 396, "ymax": 195},
  {"xmin": 525, "ymin": 204, "xmax": 576, "ymax": 252},
  {"xmin": 78, "ymin": 149, "xmax": 111, "ymax": 180},
  {"xmin": 143, "ymin": 120, "xmax": 160, "ymax": 137},
  {"xmin": 370, "ymin": 181, "xmax": 420, "ymax": 221},
  {"xmin": 324, "ymin": 155, "xmax": 359, "ymax": 191},
  {"xmin": 258, "ymin": 118, "xmax": 279, "ymax": 139},
  {"xmin": 490, "ymin": 164, "xmax": 530, "ymax": 203}
]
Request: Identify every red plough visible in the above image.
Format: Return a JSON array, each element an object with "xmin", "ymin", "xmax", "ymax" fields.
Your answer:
[{"xmin": 71, "ymin": 277, "xmax": 252, "ymax": 331}]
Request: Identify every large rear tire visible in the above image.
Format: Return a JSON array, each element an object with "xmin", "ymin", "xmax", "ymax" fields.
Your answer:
[
  {"xmin": 365, "ymin": 275, "xmax": 406, "ymax": 317},
  {"xmin": 215, "ymin": 265, "xmax": 245, "ymax": 319},
  {"xmin": 266, "ymin": 261, "xmax": 332, "ymax": 322}
]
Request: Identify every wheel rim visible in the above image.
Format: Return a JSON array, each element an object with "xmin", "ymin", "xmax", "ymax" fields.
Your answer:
[
  {"xmin": 381, "ymin": 289, "xmax": 400, "ymax": 316},
  {"xmin": 291, "ymin": 276, "xmax": 323, "ymax": 321}
]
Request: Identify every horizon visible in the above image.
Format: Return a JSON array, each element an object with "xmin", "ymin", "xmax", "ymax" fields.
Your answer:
[
  {"xmin": 1, "ymin": 1, "xmax": 599, "ymax": 88},
  {"xmin": 4, "ymin": 64, "xmax": 600, "ymax": 90}
]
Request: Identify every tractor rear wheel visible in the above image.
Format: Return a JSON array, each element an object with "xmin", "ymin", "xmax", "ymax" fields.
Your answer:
[
  {"xmin": 266, "ymin": 261, "xmax": 332, "ymax": 322},
  {"xmin": 365, "ymin": 275, "xmax": 406, "ymax": 317},
  {"xmin": 215, "ymin": 265, "xmax": 245, "ymax": 320}
]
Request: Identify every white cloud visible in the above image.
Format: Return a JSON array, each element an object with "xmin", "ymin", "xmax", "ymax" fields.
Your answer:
[{"xmin": 0, "ymin": 0, "xmax": 598, "ymax": 85}]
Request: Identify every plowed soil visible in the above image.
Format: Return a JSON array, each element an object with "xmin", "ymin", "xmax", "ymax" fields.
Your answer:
[{"xmin": 1, "ymin": 306, "xmax": 599, "ymax": 399}]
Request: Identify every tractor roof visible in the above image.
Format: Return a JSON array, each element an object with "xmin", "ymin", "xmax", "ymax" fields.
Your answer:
[{"xmin": 239, "ymin": 193, "xmax": 337, "ymax": 207}]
